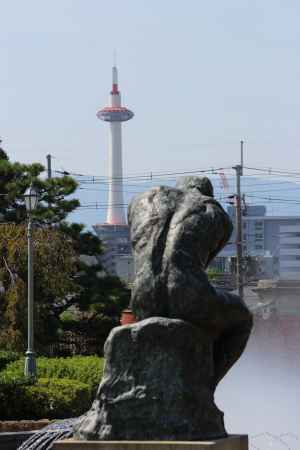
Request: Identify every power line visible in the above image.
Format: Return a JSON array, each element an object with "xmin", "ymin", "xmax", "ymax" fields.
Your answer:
[
  {"xmin": 244, "ymin": 166, "xmax": 300, "ymax": 177},
  {"xmin": 54, "ymin": 166, "xmax": 233, "ymax": 182},
  {"xmin": 241, "ymin": 180, "xmax": 300, "ymax": 187},
  {"xmin": 245, "ymin": 194, "xmax": 300, "ymax": 204},
  {"xmin": 60, "ymin": 165, "xmax": 300, "ymax": 181},
  {"xmin": 241, "ymin": 186, "xmax": 300, "ymax": 194},
  {"xmin": 78, "ymin": 182, "xmax": 300, "ymax": 195}
]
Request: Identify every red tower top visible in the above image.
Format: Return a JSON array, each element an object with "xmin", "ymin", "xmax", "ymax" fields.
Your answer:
[
  {"xmin": 111, "ymin": 66, "xmax": 119, "ymax": 95},
  {"xmin": 97, "ymin": 66, "xmax": 134, "ymax": 123}
]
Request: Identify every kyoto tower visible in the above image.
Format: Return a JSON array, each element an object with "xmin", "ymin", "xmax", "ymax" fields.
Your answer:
[{"xmin": 97, "ymin": 66, "xmax": 134, "ymax": 225}]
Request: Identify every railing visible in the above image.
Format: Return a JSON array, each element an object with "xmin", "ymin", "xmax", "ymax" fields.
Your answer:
[{"xmin": 48, "ymin": 331, "xmax": 102, "ymax": 356}]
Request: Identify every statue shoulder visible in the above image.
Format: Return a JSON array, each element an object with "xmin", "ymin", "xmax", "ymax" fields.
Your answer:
[
  {"xmin": 128, "ymin": 186, "xmax": 181, "ymax": 222},
  {"xmin": 128, "ymin": 186, "xmax": 182, "ymax": 247}
]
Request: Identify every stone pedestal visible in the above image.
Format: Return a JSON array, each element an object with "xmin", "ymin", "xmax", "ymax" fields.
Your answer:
[
  {"xmin": 53, "ymin": 435, "xmax": 248, "ymax": 450},
  {"xmin": 74, "ymin": 318, "xmax": 226, "ymax": 441}
]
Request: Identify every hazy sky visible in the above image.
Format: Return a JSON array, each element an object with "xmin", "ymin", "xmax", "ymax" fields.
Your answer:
[{"xmin": 2, "ymin": 0, "xmax": 300, "ymax": 225}]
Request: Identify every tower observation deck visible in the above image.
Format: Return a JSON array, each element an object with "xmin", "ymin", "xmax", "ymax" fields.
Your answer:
[{"xmin": 96, "ymin": 66, "xmax": 134, "ymax": 225}]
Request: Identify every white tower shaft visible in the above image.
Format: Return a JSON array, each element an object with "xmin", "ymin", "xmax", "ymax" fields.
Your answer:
[
  {"xmin": 108, "ymin": 121, "xmax": 125, "ymax": 224},
  {"xmin": 107, "ymin": 67, "xmax": 125, "ymax": 225}
]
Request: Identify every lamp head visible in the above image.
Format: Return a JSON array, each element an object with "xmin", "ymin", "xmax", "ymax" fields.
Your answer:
[{"xmin": 24, "ymin": 184, "xmax": 40, "ymax": 213}]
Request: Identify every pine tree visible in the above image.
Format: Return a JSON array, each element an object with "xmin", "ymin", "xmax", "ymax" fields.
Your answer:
[
  {"xmin": 58, "ymin": 223, "xmax": 130, "ymax": 348},
  {"xmin": 0, "ymin": 147, "xmax": 79, "ymax": 224}
]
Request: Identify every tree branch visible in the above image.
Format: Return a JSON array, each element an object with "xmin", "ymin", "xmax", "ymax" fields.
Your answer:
[{"xmin": 3, "ymin": 256, "xmax": 16, "ymax": 284}]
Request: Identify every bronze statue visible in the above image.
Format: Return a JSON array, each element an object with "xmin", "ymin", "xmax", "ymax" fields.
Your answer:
[{"xmin": 129, "ymin": 176, "xmax": 253, "ymax": 388}]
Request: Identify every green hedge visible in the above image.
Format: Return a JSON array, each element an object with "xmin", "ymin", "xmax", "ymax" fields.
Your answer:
[
  {"xmin": 0, "ymin": 375, "xmax": 92, "ymax": 420},
  {"xmin": 0, "ymin": 350, "xmax": 20, "ymax": 371},
  {"xmin": 3, "ymin": 355, "xmax": 103, "ymax": 394}
]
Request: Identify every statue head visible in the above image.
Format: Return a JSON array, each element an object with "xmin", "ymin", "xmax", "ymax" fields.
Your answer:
[{"xmin": 176, "ymin": 176, "xmax": 214, "ymax": 197}]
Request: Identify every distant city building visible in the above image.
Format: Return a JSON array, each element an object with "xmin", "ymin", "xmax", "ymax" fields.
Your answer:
[
  {"xmin": 279, "ymin": 225, "xmax": 300, "ymax": 280},
  {"xmin": 220, "ymin": 205, "xmax": 300, "ymax": 280},
  {"xmin": 93, "ymin": 66, "xmax": 134, "ymax": 282},
  {"xmin": 93, "ymin": 224, "xmax": 134, "ymax": 281}
]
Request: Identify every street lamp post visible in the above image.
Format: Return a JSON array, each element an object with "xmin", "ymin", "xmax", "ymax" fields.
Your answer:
[{"xmin": 24, "ymin": 184, "xmax": 40, "ymax": 378}]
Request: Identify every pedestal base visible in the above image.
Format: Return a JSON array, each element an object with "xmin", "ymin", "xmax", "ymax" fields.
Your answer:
[
  {"xmin": 53, "ymin": 435, "xmax": 248, "ymax": 450},
  {"xmin": 75, "ymin": 318, "xmax": 226, "ymax": 441}
]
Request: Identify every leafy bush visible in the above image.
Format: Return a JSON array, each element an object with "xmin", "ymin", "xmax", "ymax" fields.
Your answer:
[
  {"xmin": 0, "ymin": 374, "xmax": 36, "ymax": 420},
  {"xmin": 3, "ymin": 355, "xmax": 104, "ymax": 394},
  {"xmin": 60, "ymin": 310, "xmax": 78, "ymax": 323},
  {"xmin": 0, "ymin": 350, "xmax": 20, "ymax": 371},
  {"xmin": 0, "ymin": 375, "xmax": 91, "ymax": 420}
]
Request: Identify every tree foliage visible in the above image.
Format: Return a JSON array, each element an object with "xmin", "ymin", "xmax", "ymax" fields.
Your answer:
[
  {"xmin": 58, "ymin": 222, "xmax": 130, "ymax": 343},
  {"xmin": 0, "ymin": 224, "xmax": 78, "ymax": 351},
  {"xmin": 0, "ymin": 147, "xmax": 79, "ymax": 224}
]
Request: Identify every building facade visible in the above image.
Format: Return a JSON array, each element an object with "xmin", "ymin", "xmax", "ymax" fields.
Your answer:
[
  {"xmin": 220, "ymin": 205, "xmax": 300, "ymax": 280},
  {"xmin": 93, "ymin": 224, "xmax": 134, "ymax": 282}
]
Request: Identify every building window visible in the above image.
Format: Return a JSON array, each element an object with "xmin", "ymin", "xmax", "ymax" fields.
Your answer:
[
  {"xmin": 255, "ymin": 244, "xmax": 263, "ymax": 250},
  {"xmin": 255, "ymin": 221, "xmax": 263, "ymax": 229},
  {"xmin": 255, "ymin": 234, "xmax": 263, "ymax": 240}
]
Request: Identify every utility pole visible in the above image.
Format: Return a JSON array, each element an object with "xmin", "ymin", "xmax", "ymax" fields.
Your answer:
[
  {"xmin": 46, "ymin": 154, "xmax": 52, "ymax": 179},
  {"xmin": 233, "ymin": 139, "xmax": 244, "ymax": 299},
  {"xmin": 240, "ymin": 140, "xmax": 244, "ymax": 175},
  {"xmin": 46, "ymin": 154, "xmax": 52, "ymax": 209},
  {"xmin": 233, "ymin": 164, "xmax": 243, "ymax": 299}
]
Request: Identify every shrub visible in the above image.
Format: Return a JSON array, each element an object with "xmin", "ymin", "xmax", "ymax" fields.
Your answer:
[
  {"xmin": 0, "ymin": 350, "xmax": 20, "ymax": 371},
  {"xmin": 0, "ymin": 374, "xmax": 35, "ymax": 419},
  {"xmin": 0, "ymin": 375, "xmax": 91, "ymax": 420},
  {"xmin": 3, "ymin": 355, "xmax": 104, "ymax": 394},
  {"xmin": 60, "ymin": 310, "xmax": 78, "ymax": 323}
]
